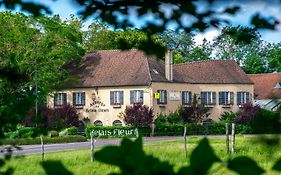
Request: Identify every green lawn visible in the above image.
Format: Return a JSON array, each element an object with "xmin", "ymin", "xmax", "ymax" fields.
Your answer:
[{"xmin": 3, "ymin": 136, "xmax": 281, "ymax": 175}]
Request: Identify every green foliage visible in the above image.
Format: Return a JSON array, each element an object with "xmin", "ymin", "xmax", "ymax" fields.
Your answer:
[
  {"xmin": 95, "ymin": 137, "xmax": 175, "ymax": 175},
  {"xmin": 178, "ymin": 138, "xmax": 220, "ymax": 175},
  {"xmin": 60, "ymin": 127, "xmax": 78, "ymax": 136},
  {"xmin": 0, "ymin": 12, "xmax": 84, "ymax": 136},
  {"xmin": 219, "ymin": 111, "xmax": 237, "ymax": 124},
  {"xmin": 227, "ymin": 156, "xmax": 265, "ymax": 175},
  {"xmin": 41, "ymin": 161, "xmax": 73, "ymax": 175},
  {"xmin": 4, "ymin": 127, "xmax": 41, "ymax": 139},
  {"xmin": 249, "ymin": 109, "xmax": 281, "ymax": 134},
  {"xmin": 155, "ymin": 111, "xmax": 182, "ymax": 125},
  {"xmin": 2, "ymin": 136, "xmax": 86, "ymax": 145},
  {"xmin": 49, "ymin": 130, "xmax": 59, "ymax": 138}
]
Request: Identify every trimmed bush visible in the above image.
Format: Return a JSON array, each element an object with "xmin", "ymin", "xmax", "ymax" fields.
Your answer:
[
  {"xmin": 154, "ymin": 123, "xmax": 253, "ymax": 136},
  {"xmin": 1, "ymin": 135, "xmax": 87, "ymax": 145},
  {"xmin": 4, "ymin": 127, "xmax": 41, "ymax": 139},
  {"xmin": 85, "ymin": 125, "xmax": 150, "ymax": 138},
  {"xmin": 49, "ymin": 130, "xmax": 59, "ymax": 137},
  {"xmin": 59, "ymin": 127, "xmax": 78, "ymax": 136}
]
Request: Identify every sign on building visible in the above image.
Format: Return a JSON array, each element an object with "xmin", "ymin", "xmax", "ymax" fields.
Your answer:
[{"xmin": 169, "ymin": 91, "xmax": 180, "ymax": 101}]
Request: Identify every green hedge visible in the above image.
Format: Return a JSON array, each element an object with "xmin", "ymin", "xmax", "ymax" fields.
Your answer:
[
  {"xmin": 4, "ymin": 127, "xmax": 42, "ymax": 139},
  {"xmin": 154, "ymin": 123, "xmax": 253, "ymax": 136},
  {"xmin": 1, "ymin": 135, "xmax": 87, "ymax": 145},
  {"xmin": 85, "ymin": 125, "xmax": 151, "ymax": 138}
]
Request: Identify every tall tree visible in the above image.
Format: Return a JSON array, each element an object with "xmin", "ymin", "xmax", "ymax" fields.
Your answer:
[
  {"xmin": 266, "ymin": 43, "xmax": 281, "ymax": 72},
  {"xmin": 0, "ymin": 12, "xmax": 84, "ymax": 133}
]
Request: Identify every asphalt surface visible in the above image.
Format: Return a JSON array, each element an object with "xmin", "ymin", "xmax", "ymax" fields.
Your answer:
[{"xmin": 0, "ymin": 136, "xmax": 184, "ymax": 156}]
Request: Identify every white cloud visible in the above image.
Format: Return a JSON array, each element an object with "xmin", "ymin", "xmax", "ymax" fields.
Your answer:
[{"xmin": 193, "ymin": 29, "xmax": 220, "ymax": 45}]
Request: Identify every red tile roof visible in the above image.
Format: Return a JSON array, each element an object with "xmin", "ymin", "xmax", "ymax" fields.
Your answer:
[
  {"xmin": 174, "ymin": 60, "xmax": 253, "ymax": 84},
  {"xmin": 66, "ymin": 49, "xmax": 253, "ymax": 87},
  {"xmin": 248, "ymin": 73, "xmax": 281, "ymax": 99}
]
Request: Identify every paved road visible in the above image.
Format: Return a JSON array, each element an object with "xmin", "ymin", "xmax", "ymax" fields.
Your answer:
[{"xmin": 0, "ymin": 136, "xmax": 184, "ymax": 156}]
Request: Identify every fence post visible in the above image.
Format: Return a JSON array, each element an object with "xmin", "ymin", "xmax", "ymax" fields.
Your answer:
[
  {"xmin": 231, "ymin": 123, "xmax": 236, "ymax": 154},
  {"xmin": 40, "ymin": 135, "xmax": 44, "ymax": 161},
  {"xmin": 150, "ymin": 122, "xmax": 155, "ymax": 137},
  {"xmin": 225, "ymin": 123, "xmax": 229, "ymax": 154},
  {"xmin": 90, "ymin": 130, "xmax": 95, "ymax": 162},
  {"xmin": 135, "ymin": 128, "xmax": 139, "ymax": 138},
  {"xmin": 183, "ymin": 126, "xmax": 187, "ymax": 159}
]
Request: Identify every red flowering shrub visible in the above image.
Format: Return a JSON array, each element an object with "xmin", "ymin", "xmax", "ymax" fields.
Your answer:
[
  {"xmin": 234, "ymin": 103, "xmax": 261, "ymax": 124},
  {"xmin": 124, "ymin": 103, "xmax": 154, "ymax": 127},
  {"xmin": 23, "ymin": 104, "xmax": 79, "ymax": 131}
]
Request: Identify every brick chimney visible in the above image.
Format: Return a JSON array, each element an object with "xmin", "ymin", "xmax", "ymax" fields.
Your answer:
[{"xmin": 165, "ymin": 48, "xmax": 173, "ymax": 81}]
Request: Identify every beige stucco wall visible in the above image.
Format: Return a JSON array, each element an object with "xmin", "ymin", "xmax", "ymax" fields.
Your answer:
[
  {"xmin": 151, "ymin": 82, "xmax": 254, "ymax": 121},
  {"xmin": 47, "ymin": 82, "xmax": 254, "ymax": 125},
  {"xmin": 47, "ymin": 86, "xmax": 152, "ymax": 126}
]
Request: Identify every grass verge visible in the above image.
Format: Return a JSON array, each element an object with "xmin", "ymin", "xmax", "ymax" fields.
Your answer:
[{"xmin": 2, "ymin": 136, "xmax": 281, "ymax": 175}]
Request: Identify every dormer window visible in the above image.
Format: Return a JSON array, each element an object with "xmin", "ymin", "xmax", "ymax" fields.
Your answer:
[
  {"xmin": 274, "ymin": 82, "xmax": 281, "ymax": 89},
  {"xmin": 152, "ymin": 69, "xmax": 159, "ymax": 74}
]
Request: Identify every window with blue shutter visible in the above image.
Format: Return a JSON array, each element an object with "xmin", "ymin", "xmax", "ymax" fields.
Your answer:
[
  {"xmin": 73, "ymin": 92, "xmax": 85, "ymax": 106},
  {"xmin": 110, "ymin": 91, "xmax": 124, "ymax": 105},
  {"xmin": 54, "ymin": 93, "xmax": 67, "ymax": 107},
  {"xmin": 157, "ymin": 90, "xmax": 167, "ymax": 104},
  {"xmin": 182, "ymin": 91, "xmax": 192, "ymax": 105},
  {"xmin": 130, "ymin": 90, "xmax": 144, "ymax": 104},
  {"xmin": 219, "ymin": 92, "xmax": 233, "ymax": 105},
  {"xmin": 237, "ymin": 92, "xmax": 250, "ymax": 105},
  {"xmin": 201, "ymin": 92, "xmax": 216, "ymax": 105}
]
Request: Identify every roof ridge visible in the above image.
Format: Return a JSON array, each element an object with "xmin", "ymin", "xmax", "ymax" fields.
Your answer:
[
  {"xmin": 86, "ymin": 48, "xmax": 139, "ymax": 54},
  {"xmin": 145, "ymin": 55, "xmax": 153, "ymax": 84},
  {"xmin": 174, "ymin": 59, "xmax": 235, "ymax": 66},
  {"xmin": 248, "ymin": 72, "xmax": 281, "ymax": 75}
]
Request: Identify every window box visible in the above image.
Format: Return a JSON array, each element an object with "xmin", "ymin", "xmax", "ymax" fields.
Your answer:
[
  {"xmin": 158, "ymin": 104, "xmax": 166, "ymax": 108},
  {"xmin": 205, "ymin": 104, "xmax": 215, "ymax": 108},
  {"xmin": 113, "ymin": 103, "xmax": 121, "ymax": 108},
  {"xmin": 75, "ymin": 105, "xmax": 84, "ymax": 109}
]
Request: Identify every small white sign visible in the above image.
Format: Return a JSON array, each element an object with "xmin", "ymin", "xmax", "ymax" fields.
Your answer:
[{"xmin": 169, "ymin": 91, "xmax": 180, "ymax": 101}]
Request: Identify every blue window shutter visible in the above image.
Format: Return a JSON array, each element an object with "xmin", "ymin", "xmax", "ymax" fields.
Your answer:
[
  {"xmin": 73, "ymin": 93, "xmax": 76, "ymax": 105},
  {"xmin": 120, "ymin": 91, "xmax": 124, "ymax": 105},
  {"xmin": 54, "ymin": 93, "xmax": 58, "ymax": 106},
  {"xmin": 164, "ymin": 90, "xmax": 167, "ymax": 104},
  {"xmin": 82, "ymin": 92, "xmax": 85, "ymax": 105},
  {"xmin": 130, "ymin": 90, "xmax": 134, "ymax": 104},
  {"xmin": 140, "ymin": 90, "xmax": 144, "ymax": 103},
  {"xmin": 212, "ymin": 92, "xmax": 216, "ymax": 105},
  {"xmin": 189, "ymin": 92, "xmax": 192, "ymax": 104},
  {"xmin": 110, "ymin": 91, "xmax": 114, "ymax": 105},
  {"xmin": 182, "ymin": 91, "xmax": 185, "ymax": 105},
  {"xmin": 201, "ymin": 92, "xmax": 205, "ymax": 104},
  {"xmin": 63, "ymin": 93, "xmax": 67, "ymax": 105},
  {"xmin": 219, "ymin": 92, "xmax": 222, "ymax": 105},
  {"xmin": 230, "ymin": 92, "xmax": 234, "ymax": 105},
  {"xmin": 237, "ymin": 92, "xmax": 241, "ymax": 105}
]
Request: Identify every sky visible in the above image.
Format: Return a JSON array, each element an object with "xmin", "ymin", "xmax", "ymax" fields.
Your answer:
[{"xmin": 2, "ymin": 0, "xmax": 281, "ymax": 45}]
